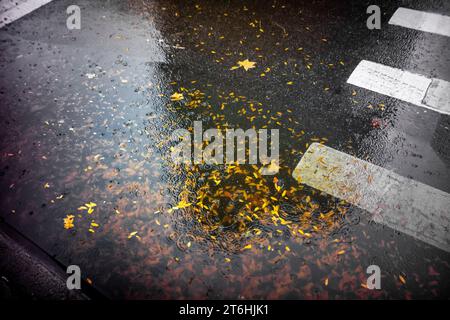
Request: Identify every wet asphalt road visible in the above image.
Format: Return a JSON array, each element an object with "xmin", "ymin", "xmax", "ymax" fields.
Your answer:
[{"xmin": 0, "ymin": 0, "xmax": 449, "ymax": 299}]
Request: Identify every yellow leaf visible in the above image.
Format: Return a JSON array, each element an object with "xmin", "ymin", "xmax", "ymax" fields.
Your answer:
[
  {"xmin": 237, "ymin": 59, "xmax": 256, "ymax": 71},
  {"xmin": 128, "ymin": 231, "xmax": 138, "ymax": 239},
  {"xmin": 243, "ymin": 244, "xmax": 252, "ymax": 250},
  {"xmin": 63, "ymin": 215, "xmax": 75, "ymax": 229},
  {"xmin": 169, "ymin": 200, "xmax": 192, "ymax": 212},
  {"xmin": 170, "ymin": 92, "xmax": 184, "ymax": 101}
]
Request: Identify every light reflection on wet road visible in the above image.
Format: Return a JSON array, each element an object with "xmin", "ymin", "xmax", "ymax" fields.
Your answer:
[{"xmin": 0, "ymin": 0, "xmax": 449, "ymax": 299}]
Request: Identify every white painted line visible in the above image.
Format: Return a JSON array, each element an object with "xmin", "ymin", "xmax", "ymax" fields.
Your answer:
[
  {"xmin": 389, "ymin": 7, "xmax": 450, "ymax": 37},
  {"xmin": 347, "ymin": 60, "xmax": 431, "ymax": 107},
  {"xmin": 293, "ymin": 143, "xmax": 450, "ymax": 253},
  {"xmin": 423, "ymin": 79, "xmax": 450, "ymax": 113},
  {"xmin": 347, "ymin": 60, "xmax": 450, "ymax": 115},
  {"xmin": 0, "ymin": 0, "xmax": 53, "ymax": 29}
]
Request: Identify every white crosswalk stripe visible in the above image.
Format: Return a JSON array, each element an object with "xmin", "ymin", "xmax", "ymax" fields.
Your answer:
[
  {"xmin": 0, "ymin": 0, "xmax": 53, "ymax": 29},
  {"xmin": 293, "ymin": 143, "xmax": 450, "ymax": 253},
  {"xmin": 347, "ymin": 60, "xmax": 450, "ymax": 115},
  {"xmin": 332, "ymin": 7, "xmax": 450, "ymax": 252},
  {"xmin": 389, "ymin": 7, "xmax": 450, "ymax": 37}
]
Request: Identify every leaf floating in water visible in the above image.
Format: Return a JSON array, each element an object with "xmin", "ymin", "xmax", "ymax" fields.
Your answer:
[
  {"xmin": 90, "ymin": 221, "xmax": 99, "ymax": 228},
  {"xmin": 170, "ymin": 92, "xmax": 184, "ymax": 101},
  {"xmin": 63, "ymin": 215, "xmax": 75, "ymax": 230},
  {"xmin": 128, "ymin": 231, "xmax": 140, "ymax": 240},
  {"xmin": 168, "ymin": 200, "xmax": 192, "ymax": 213}
]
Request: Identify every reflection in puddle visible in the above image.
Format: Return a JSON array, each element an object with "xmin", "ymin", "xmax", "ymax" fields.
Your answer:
[{"xmin": 0, "ymin": 0, "xmax": 449, "ymax": 299}]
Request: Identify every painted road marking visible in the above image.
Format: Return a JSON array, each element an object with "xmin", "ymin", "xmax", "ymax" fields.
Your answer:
[
  {"xmin": 423, "ymin": 79, "xmax": 450, "ymax": 113},
  {"xmin": 389, "ymin": 7, "xmax": 450, "ymax": 37},
  {"xmin": 347, "ymin": 60, "xmax": 450, "ymax": 115},
  {"xmin": 293, "ymin": 143, "xmax": 450, "ymax": 253},
  {"xmin": 0, "ymin": 0, "xmax": 53, "ymax": 29}
]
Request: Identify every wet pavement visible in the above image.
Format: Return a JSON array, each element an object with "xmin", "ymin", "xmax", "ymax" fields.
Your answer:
[
  {"xmin": 0, "ymin": 222, "xmax": 88, "ymax": 300},
  {"xmin": 0, "ymin": 0, "xmax": 449, "ymax": 299}
]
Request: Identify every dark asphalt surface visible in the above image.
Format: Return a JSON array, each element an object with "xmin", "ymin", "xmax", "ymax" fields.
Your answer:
[
  {"xmin": 0, "ymin": 0, "xmax": 449, "ymax": 299},
  {"xmin": 0, "ymin": 221, "xmax": 87, "ymax": 299}
]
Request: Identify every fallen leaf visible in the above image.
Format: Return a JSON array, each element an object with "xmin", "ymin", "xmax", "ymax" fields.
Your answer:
[
  {"xmin": 237, "ymin": 59, "xmax": 256, "ymax": 71},
  {"xmin": 170, "ymin": 92, "xmax": 184, "ymax": 101},
  {"xmin": 128, "ymin": 231, "xmax": 138, "ymax": 239},
  {"xmin": 63, "ymin": 215, "xmax": 75, "ymax": 229}
]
